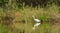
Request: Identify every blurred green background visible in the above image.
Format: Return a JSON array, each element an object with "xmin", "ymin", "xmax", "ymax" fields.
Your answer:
[{"xmin": 0, "ymin": 0, "xmax": 60, "ymax": 33}]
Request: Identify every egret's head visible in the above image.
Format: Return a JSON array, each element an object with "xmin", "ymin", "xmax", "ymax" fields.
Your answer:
[{"xmin": 32, "ymin": 15, "xmax": 35, "ymax": 19}]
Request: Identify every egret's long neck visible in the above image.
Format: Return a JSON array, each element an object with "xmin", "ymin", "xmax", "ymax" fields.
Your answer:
[{"xmin": 32, "ymin": 16, "xmax": 35, "ymax": 19}]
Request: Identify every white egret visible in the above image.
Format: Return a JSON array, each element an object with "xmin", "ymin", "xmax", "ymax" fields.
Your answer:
[{"xmin": 32, "ymin": 16, "xmax": 41, "ymax": 30}]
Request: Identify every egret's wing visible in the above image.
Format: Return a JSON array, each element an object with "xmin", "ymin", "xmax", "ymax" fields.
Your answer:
[{"xmin": 34, "ymin": 19, "xmax": 40, "ymax": 22}]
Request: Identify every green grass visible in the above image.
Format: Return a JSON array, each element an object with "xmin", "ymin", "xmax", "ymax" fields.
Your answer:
[{"xmin": 0, "ymin": 24, "xmax": 9, "ymax": 33}]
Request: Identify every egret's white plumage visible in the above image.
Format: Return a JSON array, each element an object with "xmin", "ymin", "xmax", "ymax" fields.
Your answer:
[
  {"xmin": 34, "ymin": 19, "xmax": 40, "ymax": 23},
  {"xmin": 32, "ymin": 16, "xmax": 41, "ymax": 30},
  {"xmin": 32, "ymin": 16, "xmax": 41, "ymax": 23}
]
